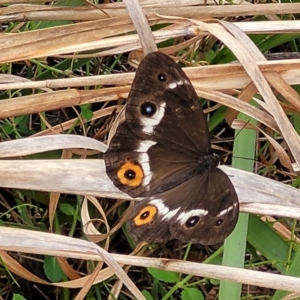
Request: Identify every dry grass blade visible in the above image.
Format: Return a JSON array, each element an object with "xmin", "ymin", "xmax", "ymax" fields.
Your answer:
[
  {"xmin": 162, "ymin": 16, "xmax": 300, "ymax": 171},
  {"xmin": 2, "ymin": 7, "xmax": 300, "ymax": 64},
  {"xmin": 3, "ymin": 3, "xmax": 300, "ymax": 21},
  {"xmin": 0, "ymin": 154, "xmax": 299, "ymax": 219},
  {"xmin": 265, "ymin": 72, "xmax": 300, "ymax": 113},
  {"xmin": 0, "ymin": 227, "xmax": 300, "ymax": 294},
  {"xmin": 82, "ymin": 195, "xmax": 132, "ymax": 242},
  {"xmin": 0, "ymin": 135, "xmax": 106, "ymax": 158},
  {"xmin": 75, "ymin": 261, "xmax": 103, "ymax": 300},
  {"xmin": 82, "ymin": 196, "xmax": 111, "ymax": 243},
  {"xmin": 94, "ymin": 247, "xmax": 146, "ymax": 300},
  {"xmin": 217, "ymin": 20, "xmax": 300, "ymax": 169},
  {"xmin": 195, "ymin": 87, "xmax": 280, "ymax": 132},
  {"xmin": 32, "ymin": 106, "xmax": 123, "ymax": 137},
  {"xmin": 0, "ymin": 18, "xmax": 137, "ymax": 63},
  {"xmin": 282, "ymin": 292, "xmax": 300, "ymax": 300},
  {"xmin": 2, "ymin": 59, "xmax": 300, "ymax": 91},
  {"xmin": 225, "ymin": 82, "xmax": 257, "ymax": 124},
  {"xmin": 2, "ymin": 1, "xmax": 300, "ymax": 298},
  {"xmin": 0, "ymin": 230, "xmax": 145, "ymax": 299},
  {"xmin": 124, "ymin": 0, "xmax": 156, "ymax": 54},
  {"xmin": 0, "ymin": 88, "xmax": 129, "ymax": 119},
  {"xmin": 261, "ymin": 216, "xmax": 300, "ymax": 244}
]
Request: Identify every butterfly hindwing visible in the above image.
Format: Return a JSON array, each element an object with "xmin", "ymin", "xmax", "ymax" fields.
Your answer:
[
  {"xmin": 127, "ymin": 168, "xmax": 238, "ymax": 245},
  {"xmin": 169, "ymin": 168, "xmax": 239, "ymax": 245}
]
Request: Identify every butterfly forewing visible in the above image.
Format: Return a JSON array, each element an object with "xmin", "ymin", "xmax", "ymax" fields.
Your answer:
[
  {"xmin": 125, "ymin": 52, "xmax": 211, "ymax": 157},
  {"xmin": 105, "ymin": 122, "xmax": 201, "ymax": 197}
]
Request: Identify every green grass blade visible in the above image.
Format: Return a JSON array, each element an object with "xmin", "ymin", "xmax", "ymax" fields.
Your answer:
[
  {"xmin": 219, "ymin": 110, "xmax": 257, "ymax": 299},
  {"xmin": 247, "ymin": 215, "xmax": 289, "ymax": 274},
  {"xmin": 272, "ymin": 247, "xmax": 300, "ymax": 299}
]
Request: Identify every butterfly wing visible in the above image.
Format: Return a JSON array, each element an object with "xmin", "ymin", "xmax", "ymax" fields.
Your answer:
[
  {"xmin": 105, "ymin": 52, "xmax": 209, "ymax": 196},
  {"xmin": 128, "ymin": 168, "xmax": 239, "ymax": 245},
  {"xmin": 104, "ymin": 52, "xmax": 239, "ymax": 245},
  {"xmin": 125, "ymin": 52, "xmax": 211, "ymax": 157},
  {"xmin": 105, "ymin": 122, "xmax": 200, "ymax": 197},
  {"xmin": 169, "ymin": 168, "xmax": 239, "ymax": 245}
]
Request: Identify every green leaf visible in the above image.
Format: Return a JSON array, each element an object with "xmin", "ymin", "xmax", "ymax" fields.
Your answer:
[
  {"xmin": 81, "ymin": 105, "xmax": 93, "ymax": 120},
  {"xmin": 147, "ymin": 268, "xmax": 179, "ymax": 283},
  {"xmin": 59, "ymin": 203, "xmax": 76, "ymax": 216},
  {"xmin": 44, "ymin": 256, "xmax": 64, "ymax": 282},
  {"xmin": 142, "ymin": 290, "xmax": 154, "ymax": 300},
  {"xmin": 207, "ymin": 106, "xmax": 227, "ymax": 132},
  {"xmin": 15, "ymin": 115, "xmax": 29, "ymax": 127},
  {"xmin": 13, "ymin": 294, "xmax": 27, "ymax": 300},
  {"xmin": 210, "ymin": 278, "xmax": 220, "ymax": 285},
  {"xmin": 205, "ymin": 49, "xmax": 217, "ymax": 63},
  {"xmin": 1, "ymin": 123, "xmax": 14, "ymax": 135},
  {"xmin": 181, "ymin": 288, "xmax": 204, "ymax": 300}
]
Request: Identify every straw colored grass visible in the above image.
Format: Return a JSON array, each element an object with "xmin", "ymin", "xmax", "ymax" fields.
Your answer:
[{"xmin": 1, "ymin": 1, "xmax": 300, "ymax": 299}]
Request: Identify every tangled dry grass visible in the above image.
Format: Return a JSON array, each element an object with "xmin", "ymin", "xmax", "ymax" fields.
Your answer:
[{"xmin": 1, "ymin": 1, "xmax": 300, "ymax": 299}]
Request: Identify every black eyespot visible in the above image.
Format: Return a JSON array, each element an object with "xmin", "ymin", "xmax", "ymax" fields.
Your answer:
[
  {"xmin": 186, "ymin": 216, "xmax": 200, "ymax": 228},
  {"xmin": 216, "ymin": 219, "xmax": 223, "ymax": 226},
  {"xmin": 140, "ymin": 211, "xmax": 150, "ymax": 220},
  {"xmin": 124, "ymin": 169, "xmax": 136, "ymax": 180},
  {"xmin": 157, "ymin": 73, "xmax": 166, "ymax": 82},
  {"xmin": 140, "ymin": 102, "xmax": 157, "ymax": 117}
]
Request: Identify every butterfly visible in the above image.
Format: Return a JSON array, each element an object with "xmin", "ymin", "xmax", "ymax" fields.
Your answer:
[{"xmin": 104, "ymin": 52, "xmax": 239, "ymax": 245}]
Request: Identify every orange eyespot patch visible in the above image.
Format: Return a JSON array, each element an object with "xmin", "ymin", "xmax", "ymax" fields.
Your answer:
[
  {"xmin": 117, "ymin": 160, "xmax": 144, "ymax": 187},
  {"xmin": 134, "ymin": 205, "xmax": 157, "ymax": 226}
]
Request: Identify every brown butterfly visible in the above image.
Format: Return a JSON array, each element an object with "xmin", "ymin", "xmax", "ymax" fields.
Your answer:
[{"xmin": 104, "ymin": 52, "xmax": 239, "ymax": 245}]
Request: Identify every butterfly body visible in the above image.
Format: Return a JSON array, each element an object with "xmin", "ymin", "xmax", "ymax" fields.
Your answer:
[{"xmin": 104, "ymin": 52, "xmax": 239, "ymax": 245}]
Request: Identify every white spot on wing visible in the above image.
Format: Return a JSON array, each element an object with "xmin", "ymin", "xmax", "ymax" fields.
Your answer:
[
  {"xmin": 178, "ymin": 209, "xmax": 208, "ymax": 226},
  {"xmin": 149, "ymin": 199, "xmax": 180, "ymax": 221},
  {"xmin": 168, "ymin": 82, "xmax": 177, "ymax": 89},
  {"xmin": 138, "ymin": 152, "xmax": 153, "ymax": 186},
  {"xmin": 136, "ymin": 140, "xmax": 156, "ymax": 152},
  {"xmin": 150, "ymin": 199, "xmax": 169, "ymax": 215},
  {"xmin": 141, "ymin": 102, "xmax": 166, "ymax": 134},
  {"xmin": 162, "ymin": 208, "xmax": 180, "ymax": 221},
  {"xmin": 217, "ymin": 206, "xmax": 233, "ymax": 217},
  {"xmin": 168, "ymin": 80, "xmax": 184, "ymax": 90}
]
